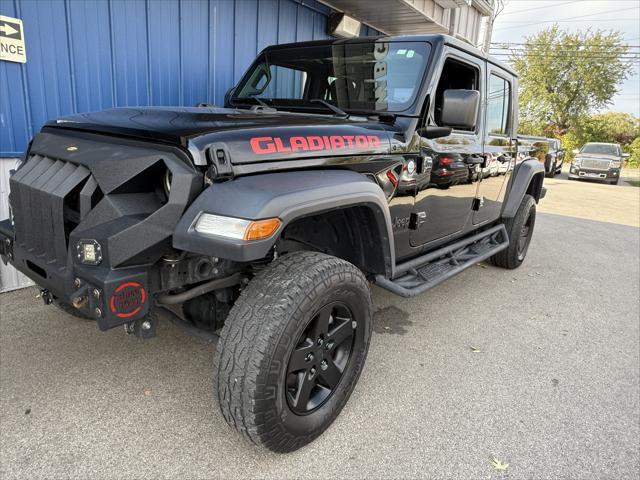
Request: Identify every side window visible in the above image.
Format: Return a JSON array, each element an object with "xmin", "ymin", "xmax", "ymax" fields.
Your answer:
[
  {"xmin": 433, "ymin": 58, "xmax": 480, "ymax": 132},
  {"xmin": 486, "ymin": 74, "xmax": 511, "ymax": 135},
  {"xmin": 239, "ymin": 64, "xmax": 307, "ymax": 100}
]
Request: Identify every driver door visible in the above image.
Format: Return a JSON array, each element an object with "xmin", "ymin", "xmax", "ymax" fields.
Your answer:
[{"xmin": 410, "ymin": 51, "xmax": 485, "ymax": 247}]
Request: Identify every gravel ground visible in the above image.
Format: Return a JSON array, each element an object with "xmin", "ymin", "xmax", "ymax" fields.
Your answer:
[{"xmin": 1, "ymin": 172, "xmax": 638, "ymax": 479}]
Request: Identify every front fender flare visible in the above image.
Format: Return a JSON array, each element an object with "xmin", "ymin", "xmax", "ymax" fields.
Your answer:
[
  {"xmin": 173, "ymin": 170, "xmax": 395, "ymax": 275},
  {"xmin": 502, "ymin": 157, "xmax": 545, "ymax": 218}
]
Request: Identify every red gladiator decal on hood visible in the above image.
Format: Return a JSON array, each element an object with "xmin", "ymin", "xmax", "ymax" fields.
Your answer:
[{"xmin": 250, "ymin": 135, "xmax": 381, "ymax": 154}]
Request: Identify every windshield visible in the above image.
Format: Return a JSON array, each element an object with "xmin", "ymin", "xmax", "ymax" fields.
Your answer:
[
  {"xmin": 581, "ymin": 144, "xmax": 619, "ymax": 156},
  {"xmin": 231, "ymin": 41, "xmax": 431, "ymax": 113}
]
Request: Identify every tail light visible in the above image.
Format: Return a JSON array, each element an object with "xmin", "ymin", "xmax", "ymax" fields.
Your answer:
[{"xmin": 386, "ymin": 169, "xmax": 399, "ymax": 187}]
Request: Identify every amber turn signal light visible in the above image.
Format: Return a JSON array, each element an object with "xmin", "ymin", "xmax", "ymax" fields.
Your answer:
[{"xmin": 244, "ymin": 218, "xmax": 281, "ymax": 241}]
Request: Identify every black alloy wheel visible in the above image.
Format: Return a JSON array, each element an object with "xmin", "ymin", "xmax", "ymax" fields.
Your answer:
[
  {"xmin": 490, "ymin": 194, "xmax": 536, "ymax": 269},
  {"xmin": 517, "ymin": 209, "xmax": 534, "ymax": 261},
  {"xmin": 214, "ymin": 251, "xmax": 372, "ymax": 452},
  {"xmin": 286, "ymin": 302, "xmax": 355, "ymax": 415}
]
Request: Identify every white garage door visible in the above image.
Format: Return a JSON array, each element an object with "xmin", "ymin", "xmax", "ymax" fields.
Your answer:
[{"xmin": 0, "ymin": 157, "xmax": 34, "ymax": 292}]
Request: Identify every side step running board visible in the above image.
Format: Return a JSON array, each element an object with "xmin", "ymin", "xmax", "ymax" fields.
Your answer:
[{"xmin": 375, "ymin": 224, "xmax": 509, "ymax": 297}]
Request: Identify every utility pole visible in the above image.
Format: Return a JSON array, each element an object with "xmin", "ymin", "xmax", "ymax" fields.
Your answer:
[
  {"xmin": 482, "ymin": 15, "xmax": 493, "ymax": 51},
  {"xmin": 482, "ymin": 0, "xmax": 505, "ymax": 52}
]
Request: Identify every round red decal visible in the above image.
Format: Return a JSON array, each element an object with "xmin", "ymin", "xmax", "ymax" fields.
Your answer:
[{"xmin": 109, "ymin": 281, "xmax": 146, "ymax": 318}]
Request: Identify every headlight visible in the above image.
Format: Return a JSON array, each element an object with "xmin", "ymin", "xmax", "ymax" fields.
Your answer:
[
  {"xmin": 573, "ymin": 157, "xmax": 582, "ymax": 166},
  {"xmin": 610, "ymin": 160, "xmax": 621, "ymax": 168},
  {"xmin": 194, "ymin": 214, "xmax": 281, "ymax": 241}
]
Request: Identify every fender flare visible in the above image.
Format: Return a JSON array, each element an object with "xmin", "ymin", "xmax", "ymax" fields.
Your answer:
[
  {"xmin": 502, "ymin": 157, "xmax": 545, "ymax": 218},
  {"xmin": 173, "ymin": 169, "xmax": 395, "ymax": 276}
]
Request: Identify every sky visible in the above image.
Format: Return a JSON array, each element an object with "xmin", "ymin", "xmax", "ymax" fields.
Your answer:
[{"xmin": 489, "ymin": 0, "xmax": 640, "ymax": 116}]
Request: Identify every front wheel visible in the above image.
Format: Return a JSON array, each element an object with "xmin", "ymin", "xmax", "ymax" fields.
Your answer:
[
  {"xmin": 214, "ymin": 251, "xmax": 372, "ymax": 452},
  {"xmin": 490, "ymin": 194, "xmax": 536, "ymax": 269}
]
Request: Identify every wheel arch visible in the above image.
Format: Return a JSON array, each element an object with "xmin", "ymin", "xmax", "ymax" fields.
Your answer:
[
  {"xmin": 173, "ymin": 170, "xmax": 395, "ymax": 277},
  {"xmin": 277, "ymin": 203, "xmax": 392, "ymax": 277},
  {"xmin": 501, "ymin": 158, "xmax": 545, "ymax": 218}
]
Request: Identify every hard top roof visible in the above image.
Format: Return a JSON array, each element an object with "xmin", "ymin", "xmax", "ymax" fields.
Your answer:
[{"xmin": 263, "ymin": 33, "xmax": 517, "ymax": 77}]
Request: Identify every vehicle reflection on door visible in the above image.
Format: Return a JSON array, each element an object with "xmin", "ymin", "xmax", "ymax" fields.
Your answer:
[{"xmin": 410, "ymin": 134, "xmax": 482, "ymax": 246}]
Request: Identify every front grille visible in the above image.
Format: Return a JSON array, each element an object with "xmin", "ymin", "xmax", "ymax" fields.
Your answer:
[
  {"xmin": 580, "ymin": 159, "xmax": 611, "ymax": 170},
  {"xmin": 10, "ymin": 154, "xmax": 97, "ymax": 268}
]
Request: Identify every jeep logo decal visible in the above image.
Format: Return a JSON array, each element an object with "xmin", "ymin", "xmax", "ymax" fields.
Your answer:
[
  {"xmin": 250, "ymin": 135, "xmax": 381, "ymax": 154},
  {"xmin": 109, "ymin": 281, "xmax": 146, "ymax": 319}
]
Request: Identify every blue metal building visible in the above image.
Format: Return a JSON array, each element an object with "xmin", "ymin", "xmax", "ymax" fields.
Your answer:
[{"xmin": 0, "ymin": 0, "xmax": 381, "ymax": 158}]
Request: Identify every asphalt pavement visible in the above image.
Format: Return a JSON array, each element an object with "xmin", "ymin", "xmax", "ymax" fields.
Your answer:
[{"xmin": 1, "ymin": 171, "xmax": 639, "ymax": 479}]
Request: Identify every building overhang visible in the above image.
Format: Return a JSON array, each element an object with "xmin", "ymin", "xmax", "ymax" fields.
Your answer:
[
  {"xmin": 320, "ymin": 0, "xmax": 492, "ymax": 35},
  {"xmin": 319, "ymin": 0, "xmax": 447, "ymax": 35}
]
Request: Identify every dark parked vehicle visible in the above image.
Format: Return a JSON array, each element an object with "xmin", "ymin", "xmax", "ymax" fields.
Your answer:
[
  {"xmin": 0, "ymin": 35, "xmax": 545, "ymax": 453},
  {"xmin": 430, "ymin": 153, "xmax": 469, "ymax": 188},
  {"xmin": 569, "ymin": 142, "xmax": 628, "ymax": 185},
  {"xmin": 518, "ymin": 135, "xmax": 564, "ymax": 178},
  {"xmin": 545, "ymin": 138, "xmax": 565, "ymax": 178}
]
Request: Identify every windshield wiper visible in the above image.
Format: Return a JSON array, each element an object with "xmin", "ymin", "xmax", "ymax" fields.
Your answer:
[{"xmin": 310, "ymin": 99, "xmax": 348, "ymax": 118}]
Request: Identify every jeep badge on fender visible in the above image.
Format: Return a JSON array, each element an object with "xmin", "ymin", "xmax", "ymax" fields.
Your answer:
[{"xmin": 0, "ymin": 34, "xmax": 545, "ymax": 453}]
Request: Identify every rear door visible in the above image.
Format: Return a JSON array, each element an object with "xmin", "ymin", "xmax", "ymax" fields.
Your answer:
[{"xmin": 473, "ymin": 66, "xmax": 515, "ymax": 225}]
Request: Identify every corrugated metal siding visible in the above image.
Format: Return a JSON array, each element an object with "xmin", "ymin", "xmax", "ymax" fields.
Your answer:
[
  {"xmin": 0, "ymin": 0, "xmax": 381, "ymax": 158},
  {"xmin": 0, "ymin": 157, "xmax": 34, "ymax": 292},
  {"xmin": 0, "ymin": 0, "xmax": 380, "ymax": 292}
]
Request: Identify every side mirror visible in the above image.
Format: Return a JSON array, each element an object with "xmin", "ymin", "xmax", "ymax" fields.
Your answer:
[
  {"xmin": 622, "ymin": 153, "xmax": 630, "ymax": 158},
  {"xmin": 440, "ymin": 89, "xmax": 480, "ymax": 130},
  {"xmin": 572, "ymin": 149, "xmax": 580, "ymax": 154},
  {"xmin": 224, "ymin": 86, "xmax": 236, "ymax": 107},
  {"xmin": 417, "ymin": 126, "xmax": 453, "ymax": 139}
]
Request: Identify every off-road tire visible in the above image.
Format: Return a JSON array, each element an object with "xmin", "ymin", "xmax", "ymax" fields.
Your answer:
[
  {"xmin": 609, "ymin": 178, "xmax": 619, "ymax": 185},
  {"xmin": 53, "ymin": 299, "xmax": 92, "ymax": 320},
  {"xmin": 490, "ymin": 194, "xmax": 536, "ymax": 269},
  {"xmin": 214, "ymin": 251, "xmax": 372, "ymax": 453}
]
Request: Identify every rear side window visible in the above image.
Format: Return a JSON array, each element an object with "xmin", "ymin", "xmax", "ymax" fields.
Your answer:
[{"xmin": 486, "ymin": 74, "xmax": 511, "ymax": 135}]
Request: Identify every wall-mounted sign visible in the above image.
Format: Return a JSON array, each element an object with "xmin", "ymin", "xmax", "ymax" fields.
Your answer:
[{"xmin": 0, "ymin": 15, "xmax": 26, "ymax": 63}]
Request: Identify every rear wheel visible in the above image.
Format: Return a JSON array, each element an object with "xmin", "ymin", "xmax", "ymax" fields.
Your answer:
[
  {"xmin": 490, "ymin": 194, "xmax": 536, "ymax": 269},
  {"xmin": 214, "ymin": 251, "xmax": 372, "ymax": 452}
]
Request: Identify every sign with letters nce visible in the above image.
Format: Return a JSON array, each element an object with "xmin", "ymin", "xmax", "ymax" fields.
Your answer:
[{"xmin": 0, "ymin": 15, "xmax": 26, "ymax": 63}]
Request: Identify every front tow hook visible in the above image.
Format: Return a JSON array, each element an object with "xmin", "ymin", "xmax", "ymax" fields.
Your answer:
[{"xmin": 38, "ymin": 289, "xmax": 54, "ymax": 305}]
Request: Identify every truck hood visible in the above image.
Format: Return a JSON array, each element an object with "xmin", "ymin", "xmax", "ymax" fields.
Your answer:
[{"xmin": 47, "ymin": 106, "xmax": 395, "ymax": 164}]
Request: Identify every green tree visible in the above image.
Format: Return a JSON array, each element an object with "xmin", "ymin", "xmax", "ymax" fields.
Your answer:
[
  {"xmin": 559, "ymin": 112, "xmax": 639, "ymax": 161},
  {"xmin": 513, "ymin": 27, "xmax": 633, "ymax": 136},
  {"xmin": 628, "ymin": 137, "xmax": 640, "ymax": 167}
]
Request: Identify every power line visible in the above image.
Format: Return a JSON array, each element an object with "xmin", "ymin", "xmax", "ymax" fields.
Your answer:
[
  {"xmin": 498, "ymin": 19, "xmax": 639, "ymax": 23},
  {"xmin": 500, "ymin": 1, "xmax": 582, "ymax": 16},
  {"xmin": 492, "ymin": 41, "xmax": 640, "ymax": 46},
  {"xmin": 494, "ymin": 6, "xmax": 639, "ymax": 30},
  {"xmin": 491, "ymin": 44, "xmax": 640, "ymax": 48},
  {"xmin": 490, "ymin": 46, "xmax": 640, "ymax": 50}
]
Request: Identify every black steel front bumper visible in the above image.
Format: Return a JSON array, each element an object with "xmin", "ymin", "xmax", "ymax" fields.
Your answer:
[{"xmin": 1, "ymin": 219, "xmax": 150, "ymax": 330}]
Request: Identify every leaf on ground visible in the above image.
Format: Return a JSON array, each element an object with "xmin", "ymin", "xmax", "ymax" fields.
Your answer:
[
  {"xmin": 470, "ymin": 345, "xmax": 481, "ymax": 353},
  {"xmin": 491, "ymin": 458, "xmax": 509, "ymax": 470},
  {"xmin": 477, "ymin": 263, "xmax": 488, "ymax": 269}
]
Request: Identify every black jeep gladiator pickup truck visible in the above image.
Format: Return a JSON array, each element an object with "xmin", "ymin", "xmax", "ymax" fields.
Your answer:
[{"xmin": 0, "ymin": 35, "xmax": 545, "ymax": 452}]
